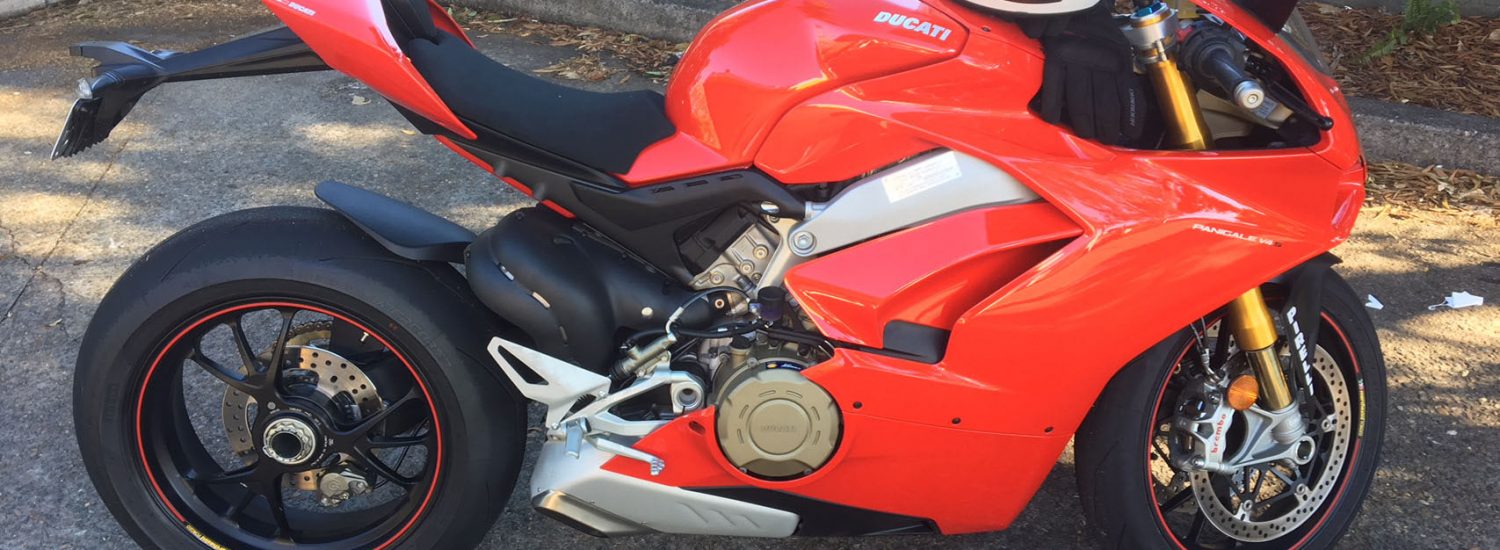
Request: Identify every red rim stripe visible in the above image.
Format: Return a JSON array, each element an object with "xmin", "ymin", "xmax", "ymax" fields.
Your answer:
[{"xmin": 132, "ymin": 301, "xmax": 443, "ymax": 549}]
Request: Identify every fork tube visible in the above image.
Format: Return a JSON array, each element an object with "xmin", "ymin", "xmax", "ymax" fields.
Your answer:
[
  {"xmin": 1142, "ymin": 51, "xmax": 1212, "ymax": 150},
  {"xmin": 1126, "ymin": 3, "xmax": 1296, "ymax": 410},
  {"xmin": 1228, "ymin": 289, "xmax": 1296, "ymax": 410},
  {"xmin": 1126, "ymin": 3, "xmax": 1212, "ymax": 151}
]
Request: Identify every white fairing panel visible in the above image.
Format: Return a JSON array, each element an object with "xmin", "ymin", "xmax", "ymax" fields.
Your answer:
[
  {"xmin": 789, "ymin": 150, "xmax": 1040, "ymax": 257},
  {"xmin": 530, "ymin": 440, "xmax": 800, "ymax": 537}
]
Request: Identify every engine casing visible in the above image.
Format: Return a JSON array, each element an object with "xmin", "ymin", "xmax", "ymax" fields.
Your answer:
[{"xmin": 716, "ymin": 361, "xmax": 840, "ymax": 479}]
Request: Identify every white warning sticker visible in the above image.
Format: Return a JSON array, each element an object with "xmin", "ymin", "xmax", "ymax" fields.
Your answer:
[{"xmin": 882, "ymin": 151, "xmax": 962, "ymax": 203}]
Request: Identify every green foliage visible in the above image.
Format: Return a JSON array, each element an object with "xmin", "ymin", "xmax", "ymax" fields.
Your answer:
[{"xmin": 1361, "ymin": 0, "xmax": 1461, "ymax": 61}]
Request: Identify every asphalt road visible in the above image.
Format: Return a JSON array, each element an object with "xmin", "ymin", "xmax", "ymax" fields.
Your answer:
[{"xmin": 1, "ymin": 2, "xmax": 1496, "ymax": 548}]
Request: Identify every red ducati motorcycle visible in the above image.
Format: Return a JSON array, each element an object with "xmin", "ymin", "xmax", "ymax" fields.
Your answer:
[{"xmin": 59, "ymin": 0, "xmax": 1385, "ymax": 547}]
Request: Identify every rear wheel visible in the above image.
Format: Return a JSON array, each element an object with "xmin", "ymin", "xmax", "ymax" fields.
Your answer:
[
  {"xmin": 1076, "ymin": 272, "xmax": 1386, "ymax": 549},
  {"xmin": 75, "ymin": 207, "xmax": 524, "ymax": 549}
]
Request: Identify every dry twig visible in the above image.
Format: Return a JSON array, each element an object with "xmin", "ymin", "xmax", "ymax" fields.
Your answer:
[{"xmin": 1366, "ymin": 162, "xmax": 1499, "ymax": 216}]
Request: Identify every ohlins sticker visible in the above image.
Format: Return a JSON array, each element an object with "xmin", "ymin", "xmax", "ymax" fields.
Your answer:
[{"xmin": 874, "ymin": 11, "xmax": 954, "ymax": 41}]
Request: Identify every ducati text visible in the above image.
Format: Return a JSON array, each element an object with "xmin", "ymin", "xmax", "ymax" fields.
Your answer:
[{"xmin": 874, "ymin": 11, "xmax": 953, "ymax": 41}]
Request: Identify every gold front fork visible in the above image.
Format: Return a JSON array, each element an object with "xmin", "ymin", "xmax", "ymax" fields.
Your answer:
[
  {"xmin": 1127, "ymin": 4, "xmax": 1296, "ymax": 411},
  {"xmin": 1227, "ymin": 289, "xmax": 1296, "ymax": 410}
]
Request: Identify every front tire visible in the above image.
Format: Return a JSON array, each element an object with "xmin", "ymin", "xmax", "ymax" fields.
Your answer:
[
  {"xmin": 74, "ymin": 207, "xmax": 524, "ymax": 549},
  {"xmin": 1075, "ymin": 271, "xmax": 1386, "ymax": 549}
]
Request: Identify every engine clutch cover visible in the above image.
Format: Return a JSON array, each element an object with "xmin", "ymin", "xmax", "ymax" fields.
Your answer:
[{"xmin": 716, "ymin": 367, "xmax": 840, "ymax": 479}]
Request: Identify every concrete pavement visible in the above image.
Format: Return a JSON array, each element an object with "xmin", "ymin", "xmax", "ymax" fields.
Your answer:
[{"xmin": 1, "ymin": 1, "xmax": 1496, "ymax": 548}]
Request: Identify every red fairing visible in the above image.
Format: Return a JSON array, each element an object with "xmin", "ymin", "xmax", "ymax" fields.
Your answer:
[
  {"xmin": 604, "ymin": 401, "xmax": 1066, "ymax": 534},
  {"xmin": 622, "ymin": 0, "xmax": 968, "ymax": 185},
  {"xmin": 605, "ymin": 0, "xmax": 1367, "ymax": 534},
  {"xmin": 262, "ymin": 0, "xmax": 475, "ymax": 139},
  {"xmin": 785, "ymin": 203, "xmax": 1082, "ymax": 348}
]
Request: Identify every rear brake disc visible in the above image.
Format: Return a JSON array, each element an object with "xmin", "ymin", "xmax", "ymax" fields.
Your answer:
[{"xmin": 221, "ymin": 326, "xmax": 382, "ymax": 462}]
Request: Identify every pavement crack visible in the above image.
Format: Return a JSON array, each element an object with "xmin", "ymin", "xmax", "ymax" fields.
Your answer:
[
  {"xmin": 0, "ymin": 137, "xmax": 129, "ymax": 332},
  {"xmin": 0, "ymin": 220, "xmax": 36, "ymax": 326}
]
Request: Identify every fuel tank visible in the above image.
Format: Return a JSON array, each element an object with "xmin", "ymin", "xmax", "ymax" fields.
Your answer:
[{"xmin": 660, "ymin": 0, "xmax": 968, "ymax": 170}]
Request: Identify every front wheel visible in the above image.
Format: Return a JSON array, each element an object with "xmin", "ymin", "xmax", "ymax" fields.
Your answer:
[
  {"xmin": 1075, "ymin": 271, "xmax": 1386, "ymax": 549},
  {"xmin": 74, "ymin": 207, "xmax": 525, "ymax": 549}
]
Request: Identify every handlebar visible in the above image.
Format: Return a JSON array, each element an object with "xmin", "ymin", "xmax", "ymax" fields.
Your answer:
[{"xmin": 1181, "ymin": 26, "xmax": 1264, "ymax": 111}]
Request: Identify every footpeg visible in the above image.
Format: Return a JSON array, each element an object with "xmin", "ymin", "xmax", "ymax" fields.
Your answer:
[
  {"xmin": 590, "ymin": 435, "xmax": 666, "ymax": 476},
  {"xmin": 565, "ymin": 419, "xmax": 586, "ymax": 459}
]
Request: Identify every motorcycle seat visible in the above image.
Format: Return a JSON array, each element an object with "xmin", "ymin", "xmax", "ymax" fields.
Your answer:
[{"xmin": 395, "ymin": 6, "xmax": 676, "ymax": 174}]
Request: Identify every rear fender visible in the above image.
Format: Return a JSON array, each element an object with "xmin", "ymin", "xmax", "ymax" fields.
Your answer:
[{"xmin": 314, "ymin": 181, "xmax": 475, "ymax": 263}]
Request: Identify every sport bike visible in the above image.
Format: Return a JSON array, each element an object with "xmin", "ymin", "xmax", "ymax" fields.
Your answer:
[{"xmin": 57, "ymin": 0, "xmax": 1386, "ymax": 547}]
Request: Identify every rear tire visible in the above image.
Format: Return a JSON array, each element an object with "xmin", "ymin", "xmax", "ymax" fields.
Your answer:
[
  {"xmin": 1075, "ymin": 271, "xmax": 1386, "ymax": 549},
  {"xmin": 74, "ymin": 207, "xmax": 524, "ymax": 549}
]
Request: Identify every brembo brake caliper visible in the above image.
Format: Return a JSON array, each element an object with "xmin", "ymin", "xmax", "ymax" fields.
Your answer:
[{"xmin": 1171, "ymin": 375, "xmax": 1318, "ymax": 475}]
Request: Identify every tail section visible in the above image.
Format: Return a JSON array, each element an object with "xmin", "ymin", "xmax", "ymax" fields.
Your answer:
[{"xmin": 52, "ymin": 26, "xmax": 326, "ymax": 158}]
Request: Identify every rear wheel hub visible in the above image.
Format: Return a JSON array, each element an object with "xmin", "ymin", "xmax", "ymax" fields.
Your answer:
[{"xmin": 262, "ymin": 415, "xmax": 321, "ymax": 466}]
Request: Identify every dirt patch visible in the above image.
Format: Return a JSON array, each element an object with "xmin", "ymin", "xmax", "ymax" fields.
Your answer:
[{"xmin": 1302, "ymin": 3, "xmax": 1500, "ymax": 118}]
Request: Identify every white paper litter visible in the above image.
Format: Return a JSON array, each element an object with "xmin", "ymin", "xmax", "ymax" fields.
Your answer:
[
  {"xmin": 1427, "ymin": 291, "xmax": 1484, "ymax": 311},
  {"xmin": 1365, "ymin": 295, "xmax": 1384, "ymax": 310}
]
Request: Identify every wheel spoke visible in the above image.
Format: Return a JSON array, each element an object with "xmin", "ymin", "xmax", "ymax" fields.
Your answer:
[
  {"xmin": 192, "ymin": 463, "xmax": 258, "ymax": 486},
  {"xmin": 368, "ymin": 431, "xmax": 433, "ymax": 450},
  {"xmin": 1187, "ymin": 511, "xmax": 1205, "ymax": 543},
  {"xmin": 261, "ymin": 309, "xmax": 297, "ymax": 391},
  {"xmin": 189, "ymin": 347, "xmax": 258, "ymax": 395},
  {"xmin": 1160, "ymin": 487, "xmax": 1194, "ymax": 512},
  {"xmin": 351, "ymin": 448, "xmax": 418, "ymax": 488},
  {"xmin": 228, "ymin": 315, "xmax": 262, "ymax": 375},
  {"xmin": 337, "ymin": 386, "xmax": 425, "ymax": 442},
  {"xmin": 260, "ymin": 475, "xmax": 294, "ymax": 541},
  {"xmin": 222, "ymin": 489, "xmax": 256, "ymax": 522},
  {"xmin": 1153, "ymin": 439, "xmax": 1173, "ymax": 462}
]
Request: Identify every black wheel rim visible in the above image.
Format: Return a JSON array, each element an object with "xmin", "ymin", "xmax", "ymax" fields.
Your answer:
[{"xmin": 134, "ymin": 300, "xmax": 442, "ymax": 548}]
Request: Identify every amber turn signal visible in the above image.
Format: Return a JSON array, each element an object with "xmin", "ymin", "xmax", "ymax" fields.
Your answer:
[{"xmin": 1227, "ymin": 374, "xmax": 1260, "ymax": 411}]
